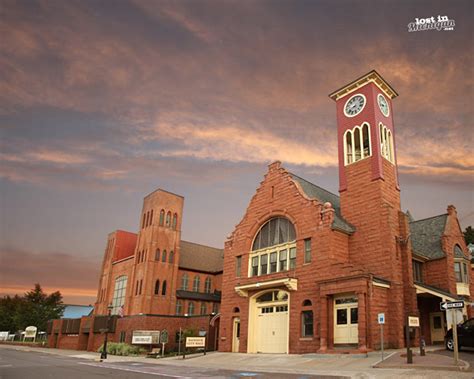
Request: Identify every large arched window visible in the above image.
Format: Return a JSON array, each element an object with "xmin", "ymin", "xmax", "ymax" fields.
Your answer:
[
  {"xmin": 250, "ymin": 217, "xmax": 297, "ymax": 277},
  {"xmin": 172, "ymin": 213, "xmax": 178, "ymax": 230},
  {"xmin": 162, "ymin": 280, "xmax": 167, "ymax": 295},
  {"xmin": 111, "ymin": 276, "xmax": 127, "ymax": 315},
  {"xmin": 343, "ymin": 123, "xmax": 372, "ymax": 165},
  {"xmin": 181, "ymin": 274, "xmax": 188, "ymax": 290},
  {"xmin": 204, "ymin": 277, "xmax": 211, "ymax": 294},
  {"xmin": 379, "ymin": 123, "xmax": 394, "ymax": 163},
  {"xmin": 166, "ymin": 211, "xmax": 171, "ymax": 227},
  {"xmin": 193, "ymin": 275, "xmax": 200, "ymax": 292},
  {"xmin": 154, "ymin": 280, "xmax": 160, "ymax": 295},
  {"xmin": 159, "ymin": 209, "xmax": 165, "ymax": 226}
]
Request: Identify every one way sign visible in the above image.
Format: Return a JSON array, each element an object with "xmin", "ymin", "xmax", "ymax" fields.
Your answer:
[{"xmin": 440, "ymin": 300, "xmax": 464, "ymax": 311}]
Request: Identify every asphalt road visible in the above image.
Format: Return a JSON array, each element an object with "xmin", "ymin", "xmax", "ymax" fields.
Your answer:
[
  {"xmin": 0, "ymin": 348, "xmax": 348, "ymax": 379},
  {"xmin": 433, "ymin": 345, "xmax": 474, "ymax": 367}
]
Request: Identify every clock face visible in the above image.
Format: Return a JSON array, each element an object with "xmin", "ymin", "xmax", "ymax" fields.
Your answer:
[
  {"xmin": 344, "ymin": 94, "xmax": 366, "ymax": 117},
  {"xmin": 377, "ymin": 94, "xmax": 390, "ymax": 117}
]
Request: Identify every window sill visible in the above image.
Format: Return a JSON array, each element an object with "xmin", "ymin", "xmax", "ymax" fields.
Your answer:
[{"xmin": 299, "ymin": 337, "xmax": 313, "ymax": 341}]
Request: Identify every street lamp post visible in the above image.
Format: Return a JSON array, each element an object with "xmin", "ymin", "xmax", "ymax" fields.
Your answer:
[{"xmin": 100, "ymin": 304, "xmax": 113, "ymax": 360}]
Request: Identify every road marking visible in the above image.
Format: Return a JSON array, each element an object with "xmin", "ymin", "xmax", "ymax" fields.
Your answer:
[
  {"xmin": 78, "ymin": 362, "xmax": 192, "ymax": 378},
  {"xmin": 0, "ymin": 364, "xmax": 13, "ymax": 367}
]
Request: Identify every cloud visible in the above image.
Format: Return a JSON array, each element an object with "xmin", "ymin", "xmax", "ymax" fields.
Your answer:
[{"xmin": 0, "ymin": 246, "xmax": 100, "ymax": 304}]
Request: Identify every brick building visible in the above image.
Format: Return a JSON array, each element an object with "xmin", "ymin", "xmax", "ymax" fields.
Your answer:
[
  {"xmin": 48, "ymin": 189, "xmax": 223, "ymax": 352},
  {"xmin": 218, "ymin": 71, "xmax": 471, "ymax": 354}
]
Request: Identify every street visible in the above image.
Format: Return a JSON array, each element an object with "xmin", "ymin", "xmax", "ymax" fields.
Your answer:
[{"xmin": 0, "ymin": 348, "xmax": 347, "ymax": 379}]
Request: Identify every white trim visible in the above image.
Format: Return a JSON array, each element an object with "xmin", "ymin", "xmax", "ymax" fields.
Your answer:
[
  {"xmin": 235, "ymin": 278, "xmax": 298, "ymax": 298},
  {"xmin": 343, "ymin": 122, "xmax": 372, "ymax": 166},
  {"xmin": 414, "ymin": 284, "xmax": 457, "ymax": 301},
  {"xmin": 372, "ymin": 281, "xmax": 390, "ymax": 289},
  {"xmin": 343, "ymin": 93, "xmax": 367, "ymax": 118}
]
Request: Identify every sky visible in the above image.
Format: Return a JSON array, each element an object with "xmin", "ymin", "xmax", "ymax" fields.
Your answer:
[{"xmin": 0, "ymin": 0, "xmax": 472, "ymax": 305}]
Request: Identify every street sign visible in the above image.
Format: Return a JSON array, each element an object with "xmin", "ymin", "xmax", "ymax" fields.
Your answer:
[
  {"xmin": 378, "ymin": 313, "xmax": 385, "ymax": 324},
  {"xmin": 440, "ymin": 301, "xmax": 464, "ymax": 311}
]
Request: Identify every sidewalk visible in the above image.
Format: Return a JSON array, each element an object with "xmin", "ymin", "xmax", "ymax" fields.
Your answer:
[{"xmin": 1, "ymin": 343, "xmax": 471, "ymax": 378}]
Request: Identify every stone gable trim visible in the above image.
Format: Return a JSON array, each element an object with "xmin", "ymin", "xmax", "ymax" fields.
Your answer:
[{"xmin": 234, "ymin": 277, "xmax": 298, "ymax": 297}]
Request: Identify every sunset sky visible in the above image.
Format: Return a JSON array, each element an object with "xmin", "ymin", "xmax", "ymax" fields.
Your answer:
[{"xmin": 1, "ymin": 0, "xmax": 473, "ymax": 305}]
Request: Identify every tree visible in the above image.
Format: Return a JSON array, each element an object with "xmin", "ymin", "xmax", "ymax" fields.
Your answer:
[
  {"xmin": 0, "ymin": 284, "xmax": 65, "ymax": 332},
  {"xmin": 464, "ymin": 226, "xmax": 474, "ymax": 245}
]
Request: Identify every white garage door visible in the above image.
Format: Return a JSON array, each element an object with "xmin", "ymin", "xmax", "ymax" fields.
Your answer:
[{"xmin": 256, "ymin": 304, "xmax": 288, "ymax": 353}]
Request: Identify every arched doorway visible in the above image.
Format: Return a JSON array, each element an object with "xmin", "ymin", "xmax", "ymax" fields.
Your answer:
[{"xmin": 248, "ymin": 289, "xmax": 289, "ymax": 353}]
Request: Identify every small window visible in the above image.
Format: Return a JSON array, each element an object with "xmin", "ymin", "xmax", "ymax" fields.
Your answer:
[
  {"xmin": 279, "ymin": 249, "xmax": 287, "ymax": 271},
  {"xmin": 172, "ymin": 213, "xmax": 178, "ymax": 230},
  {"xmin": 350, "ymin": 308, "xmax": 358, "ymax": 324},
  {"xmin": 204, "ymin": 277, "xmax": 211, "ymax": 294},
  {"xmin": 149, "ymin": 209, "xmax": 153, "ymax": 226},
  {"xmin": 169, "ymin": 250, "xmax": 174, "ymax": 264},
  {"xmin": 269, "ymin": 252, "xmax": 277, "ymax": 273},
  {"xmin": 162, "ymin": 280, "xmax": 167, "ymax": 295},
  {"xmin": 212, "ymin": 303, "xmax": 219, "ymax": 313},
  {"xmin": 302, "ymin": 310, "xmax": 313, "ymax": 337},
  {"xmin": 260, "ymin": 254, "xmax": 268, "ymax": 275},
  {"xmin": 337, "ymin": 309, "xmax": 347, "ymax": 325},
  {"xmin": 454, "ymin": 262, "xmax": 462, "ymax": 282},
  {"xmin": 193, "ymin": 276, "xmax": 200, "ymax": 292},
  {"xmin": 233, "ymin": 307, "xmax": 240, "ymax": 313},
  {"xmin": 142, "ymin": 213, "xmax": 146, "ymax": 229},
  {"xmin": 146, "ymin": 211, "xmax": 150, "ymax": 227},
  {"xmin": 154, "ymin": 280, "xmax": 160, "ymax": 295},
  {"xmin": 304, "ymin": 238, "xmax": 311, "ymax": 264},
  {"xmin": 302, "ymin": 299, "xmax": 312, "ymax": 307},
  {"xmin": 159, "ymin": 209, "xmax": 165, "ymax": 226},
  {"xmin": 200, "ymin": 302, "xmax": 207, "ymax": 315},
  {"xmin": 155, "ymin": 249, "xmax": 161, "ymax": 261},
  {"xmin": 412, "ymin": 260, "xmax": 422, "ymax": 283},
  {"xmin": 162, "ymin": 250, "xmax": 167, "ymax": 263},
  {"xmin": 251, "ymin": 256, "xmax": 259, "ymax": 277},
  {"xmin": 289, "ymin": 247, "xmax": 296, "ymax": 269},
  {"xmin": 166, "ymin": 211, "xmax": 171, "ymax": 227},
  {"xmin": 188, "ymin": 302, "xmax": 194, "ymax": 315},
  {"xmin": 176, "ymin": 301, "xmax": 183, "ymax": 315},
  {"xmin": 181, "ymin": 274, "xmax": 188, "ymax": 290},
  {"xmin": 119, "ymin": 331, "xmax": 126, "ymax": 343},
  {"xmin": 236, "ymin": 256, "xmax": 242, "ymax": 277}
]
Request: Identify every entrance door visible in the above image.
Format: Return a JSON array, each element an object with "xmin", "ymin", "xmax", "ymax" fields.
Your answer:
[
  {"xmin": 232, "ymin": 318, "xmax": 240, "ymax": 352},
  {"xmin": 256, "ymin": 305, "xmax": 288, "ymax": 353},
  {"xmin": 430, "ymin": 312, "xmax": 445, "ymax": 343},
  {"xmin": 334, "ymin": 295, "xmax": 358, "ymax": 344}
]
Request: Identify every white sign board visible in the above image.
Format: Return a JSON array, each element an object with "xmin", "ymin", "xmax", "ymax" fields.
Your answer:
[
  {"xmin": 185, "ymin": 337, "xmax": 206, "ymax": 348},
  {"xmin": 408, "ymin": 316, "xmax": 420, "ymax": 327},
  {"xmin": 132, "ymin": 330, "xmax": 160, "ymax": 345},
  {"xmin": 446, "ymin": 309, "xmax": 464, "ymax": 329},
  {"xmin": 0, "ymin": 332, "xmax": 9, "ymax": 341},
  {"xmin": 378, "ymin": 313, "xmax": 385, "ymax": 324}
]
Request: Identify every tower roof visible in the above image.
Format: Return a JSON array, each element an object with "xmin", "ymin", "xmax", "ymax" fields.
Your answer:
[{"xmin": 329, "ymin": 70, "xmax": 398, "ymax": 101}]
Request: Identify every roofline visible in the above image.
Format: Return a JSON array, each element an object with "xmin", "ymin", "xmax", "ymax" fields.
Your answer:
[
  {"xmin": 178, "ymin": 266, "xmax": 223, "ymax": 275},
  {"xmin": 328, "ymin": 70, "xmax": 399, "ymax": 101},
  {"xmin": 144, "ymin": 188, "xmax": 184, "ymax": 200},
  {"xmin": 289, "ymin": 172, "xmax": 340, "ymax": 201},
  {"xmin": 409, "ymin": 213, "xmax": 448, "ymax": 224},
  {"xmin": 181, "ymin": 240, "xmax": 224, "ymax": 252}
]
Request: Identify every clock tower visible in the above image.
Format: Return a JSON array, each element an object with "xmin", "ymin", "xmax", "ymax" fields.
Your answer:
[{"xmin": 329, "ymin": 71, "xmax": 403, "ymax": 281}]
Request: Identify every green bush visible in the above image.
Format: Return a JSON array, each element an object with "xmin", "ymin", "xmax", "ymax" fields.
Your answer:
[{"xmin": 97, "ymin": 342, "xmax": 145, "ymax": 356}]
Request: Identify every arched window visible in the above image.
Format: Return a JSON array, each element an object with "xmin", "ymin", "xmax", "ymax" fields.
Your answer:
[
  {"xmin": 172, "ymin": 213, "xmax": 178, "ymax": 230},
  {"xmin": 188, "ymin": 302, "xmax": 194, "ymax": 315},
  {"xmin": 193, "ymin": 275, "xmax": 200, "ymax": 292},
  {"xmin": 142, "ymin": 213, "xmax": 146, "ymax": 229},
  {"xmin": 302, "ymin": 299, "xmax": 312, "ymax": 307},
  {"xmin": 155, "ymin": 249, "xmax": 160, "ymax": 261},
  {"xmin": 344, "ymin": 123, "xmax": 372, "ymax": 165},
  {"xmin": 149, "ymin": 209, "xmax": 153, "ymax": 226},
  {"xmin": 162, "ymin": 249, "xmax": 167, "ymax": 263},
  {"xmin": 166, "ymin": 211, "xmax": 171, "ymax": 227},
  {"xmin": 204, "ymin": 277, "xmax": 211, "ymax": 294},
  {"xmin": 181, "ymin": 274, "xmax": 188, "ymax": 290},
  {"xmin": 159, "ymin": 209, "xmax": 165, "ymax": 226},
  {"xmin": 251, "ymin": 217, "xmax": 296, "ymax": 277},
  {"xmin": 379, "ymin": 123, "xmax": 394, "ymax": 163},
  {"xmin": 169, "ymin": 250, "xmax": 174, "ymax": 264},
  {"xmin": 145, "ymin": 211, "xmax": 150, "ymax": 227},
  {"xmin": 176, "ymin": 300, "xmax": 183, "ymax": 315},
  {"xmin": 154, "ymin": 280, "xmax": 160, "ymax": 295},
  {"xmin": 162, "ymin": 280, "xmax": 167, "ymax": 295},
  {"xmin": 233, "ymin": 307, "xmax": 240, "ymax": 313},
  {"xmin": 111, "ymin": 275, "xmax": 127, "ymax": 315},
  {"xmin": 200, "ymin": 302, "xmax": 207, "ymax": 315}
]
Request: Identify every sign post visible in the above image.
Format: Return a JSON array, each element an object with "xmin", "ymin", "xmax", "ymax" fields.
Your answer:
[
  {"xmin": 378, "ymin": 313, "xmax": 385, "ymax": 361},
  {"xmin": 440, "ymin": 300, "xmax": 464, "ymax": 366},
  {"xmin": 160, "ymin": 329, "xmax": 169, "ymax": 358},
  {"xmin": 406, "ymin": 316, "xmax": 419, "ymax": 364}
]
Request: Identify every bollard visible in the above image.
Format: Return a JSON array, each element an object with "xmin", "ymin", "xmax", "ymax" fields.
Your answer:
[{"xmin": 420, "ymin": 337, "xmax": 426, "ymax": 356}]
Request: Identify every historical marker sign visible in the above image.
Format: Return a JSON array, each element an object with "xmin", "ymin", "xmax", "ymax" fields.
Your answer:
[
  {"xmin": 185, "ymin": 337, "xmax": 206, "ymax": 348},
  {"xmin": 440, "ymin": 301, "xmax": 464, "ymax": 311}
]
